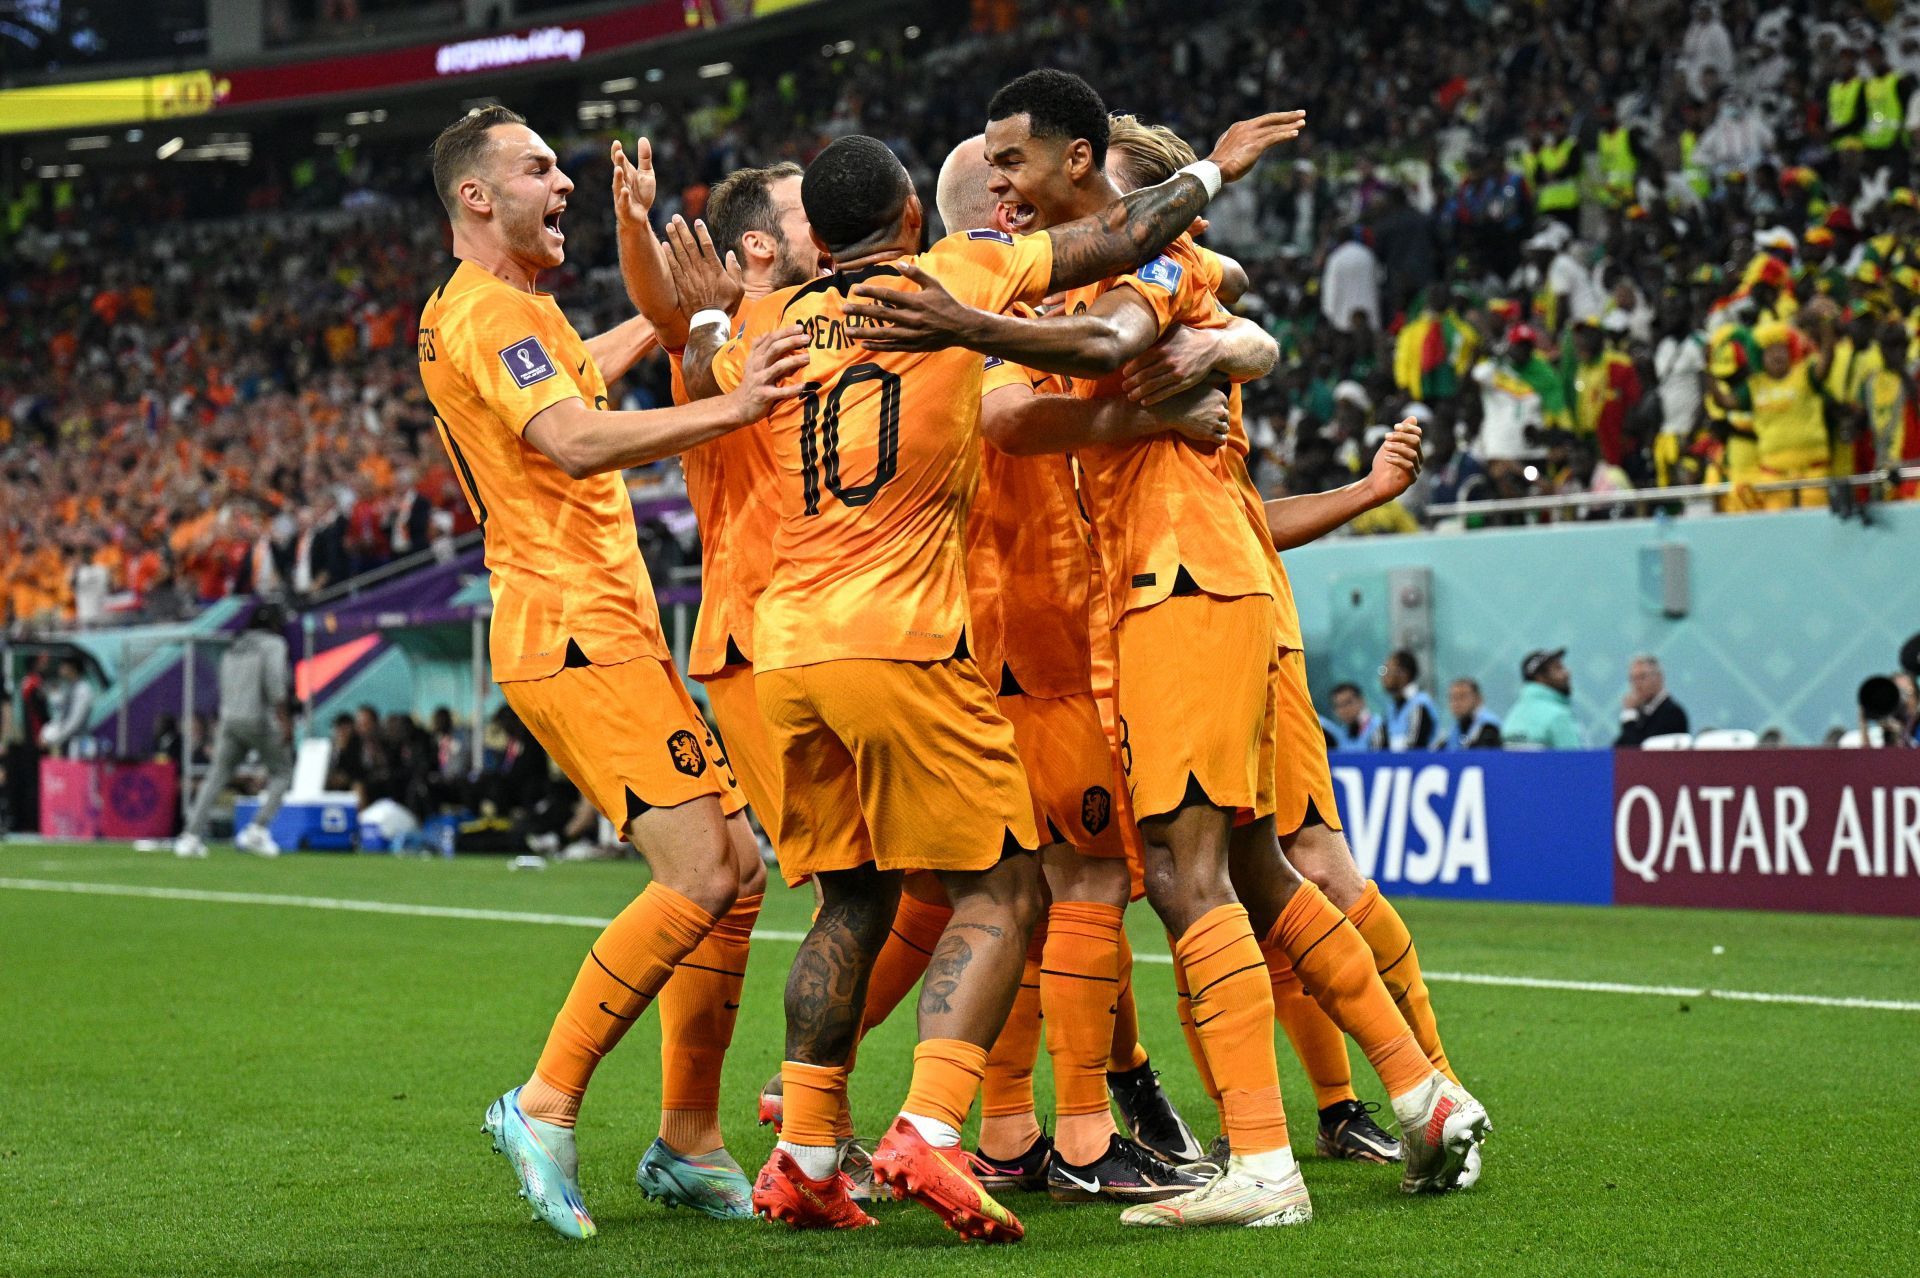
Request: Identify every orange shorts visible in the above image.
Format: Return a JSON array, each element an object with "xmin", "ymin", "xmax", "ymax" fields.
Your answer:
[
  {"xmin": 502, "ymin": 656, "xmax": 745, "ymax": 835},
  {"xmin": 756, "ymin": 657, "xmax": 1040, "ymax": 886},
  {"xmin": 701, "ymin": 662, "xmax": 782, "ymax": 844},
  {"xmin": 1000, "ymin": 690, "xmax": 1127, "ymax": 857},
  {"xmin": 1272, "ymin": 648, "xmax": 1342, "ymax": 836},
  {"xmin": 1114, "ymin": 592, "xmax": 1276, "ymax": 821}
]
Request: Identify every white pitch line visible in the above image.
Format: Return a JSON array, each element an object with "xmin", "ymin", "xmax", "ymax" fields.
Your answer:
[{"xmin": 5, "ymin": 876, "xmax": 1916, "ymax": 1014}]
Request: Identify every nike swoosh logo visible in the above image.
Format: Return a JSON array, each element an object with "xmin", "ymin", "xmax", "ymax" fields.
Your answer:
[
  {"xmin": 1057, "ymin": 1168, "xmax": 1101, "ymax": 1193},
  {"xmin": 723, "ymin": 1001, "xmax": 741, "ymax": 1010},
  {"xmin": 576, "ymin": 359, "xmax": 587, "ymax": 375},
  {"xmin": 1193, "ymin": 1011, "xmax": 1224, "ymax": 1028},
  {"xmin": 598, "ymin": 1001, "xmax": 638, "ymax": 1021}
]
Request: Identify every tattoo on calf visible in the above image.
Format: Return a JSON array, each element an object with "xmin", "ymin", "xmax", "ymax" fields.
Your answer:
[
  {"xmin": 919, "ymin": 935, "xmax": 975, "ymax": 1017},
  {"xmin": 784, "ymin": 895, "xmax": 891, "ymax": 1062}
]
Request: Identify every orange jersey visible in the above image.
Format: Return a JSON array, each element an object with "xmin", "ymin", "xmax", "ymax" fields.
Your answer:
[
  {"xmin": 967, "ymin": 350, "xmax": 1095, "ymax": 698},
  {"xmin": 673, "ymin": 351, "xmax": 782, "ymax": 678},
  {"xmin": 712, "ymin": 229, "xmax": 1055, "ymax": 671},
  {"xmin": 1066, "ymin": 235, "xmax": 1274, "ymax": 624},
  {"xmin": 1189, "ymin": 244, "xmax": 1305, "ymax": 653},
  {"xmin": 418, "ymin": 260, "xmax": 667, "ymax": 682}
]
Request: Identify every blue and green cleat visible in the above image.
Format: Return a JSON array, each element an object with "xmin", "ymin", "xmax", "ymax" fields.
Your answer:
[
  {"xmin": 481, "ymin": 1087, "xmax": 596, "ymax": 1239},
  {"xmin": 635, "ymin": 1138, "xmax": 755, "ymax": 1220}
]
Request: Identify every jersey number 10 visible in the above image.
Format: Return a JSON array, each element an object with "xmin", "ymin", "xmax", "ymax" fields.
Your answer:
[{"xmin": 799, "ymin": 362, "xmax": 902, "ymax": 516}]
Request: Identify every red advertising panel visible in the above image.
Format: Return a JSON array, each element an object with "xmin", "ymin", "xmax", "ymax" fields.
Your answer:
[
  {"xmin": 216, "ymin": 2, "xmax": 690, "ymax": 111},
  {"xmin": 1614, "ymin": 750, "xmax": 1920, "ymax": 917}
]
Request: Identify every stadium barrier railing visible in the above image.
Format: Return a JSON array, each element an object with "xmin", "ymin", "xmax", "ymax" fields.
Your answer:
[{"xmin": 1426, "ymin": 464, "xmax": 1920, "ymax": 525}]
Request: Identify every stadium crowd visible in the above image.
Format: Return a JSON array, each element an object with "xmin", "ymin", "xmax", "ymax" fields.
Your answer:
[{"xmin": 7, "ymin": 0, "xmax": 1920, "ymax": 634}]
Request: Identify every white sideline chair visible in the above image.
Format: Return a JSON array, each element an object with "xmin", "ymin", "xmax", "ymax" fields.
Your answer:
[
  {"xmin": 1639, "ymin": 733, "xmax": 1694, "ymax": 750},
  {"xmin": 1692, "ymin": 729, "xmax": 1758, "ymax": 750},
  {"xmin": 292, "ymin": 737, "xmax": 359, "ymax": 804}
]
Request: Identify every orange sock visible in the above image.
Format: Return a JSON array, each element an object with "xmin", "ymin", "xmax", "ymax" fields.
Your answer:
[
  {"xmin": 1172, "ymin": 904, "xmax": 1288, "ymax": 1157},
  {"xmin": 1107, "ymin": 931, "xmax": 1151, "ymax": 1073},
  {"xmin": 1347, "ymin": 880, "xmax": 1457, "ymax": 1084},
  {"xmin": 1170, "ymin": 943, "xmax": 1225, "ymax": 1130},
  {"xmin": 980, "ymin": 924, "xmax": 1046, "ymax": 1157},
  {"xmin": 1268, "ymin": 881, "xmax": 1431, "ymax": 1099},
  {"xmin": 1042, "ymin": 902, "xmax": 1124, "ymax": 1162},
  {"xmin": 526, "ymin": 883, "xmax": 714, "ymax": 1124},
  {"xmin": 1265, "ymin": 940, "xmax": 1356, "ymax": 1109},
  {"xmin": 858, "ymin": 887, "xmax": 952, "ymax": 1037},
  {"xmin": 1042, "ymin": 902, "xmax": 1124, "ymax": 1117},
  {"xmin": 655, "ymin": 892, "xmax": 760, "ymax": 1152},
  {"xmin": 781, "ymin": 1060, "xmax": 848, "ymax": 1148},
  {"xmin": 902, "ymin": 1038, "xmax": 988, "ymax": 1133}
]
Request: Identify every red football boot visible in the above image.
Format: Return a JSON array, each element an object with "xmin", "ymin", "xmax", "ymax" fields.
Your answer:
[
  {"xmin": 870, "ymin": 1118, "xmax": 1024, "ymax": 1243},
  {"xmin": 751, "ymin": 1149, "xmax": 875, "ymax": 1230}
]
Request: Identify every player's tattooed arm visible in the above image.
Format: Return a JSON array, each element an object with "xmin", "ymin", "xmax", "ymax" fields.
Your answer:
[
  {"xmin": 1264, "ymin": 418, "xmax": 1423, "ymax": 550},
  {"xmin": 1043, "ymin": 109, "xmax": 1305, "ymax": 292},
  {"xmin": 680, "ymin": 320, "xmax": 728, "ymax": 402},
  {"xmin": 981, "ymin": 380, "xmax": 1230, "ymax": 457}
]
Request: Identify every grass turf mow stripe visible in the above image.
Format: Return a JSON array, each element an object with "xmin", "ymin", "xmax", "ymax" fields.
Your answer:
[{"xmin": 5, "ymin": 874, "xmax": 1916, "ymax": 1014}]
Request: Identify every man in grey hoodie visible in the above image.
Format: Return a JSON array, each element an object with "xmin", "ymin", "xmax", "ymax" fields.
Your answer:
[{"xmin": 175, "ymin": 602, "xmax": 295, "ymax": 858}]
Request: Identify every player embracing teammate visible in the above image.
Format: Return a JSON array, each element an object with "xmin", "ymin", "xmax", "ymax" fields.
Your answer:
[{"xmin": 427, "ymin": 71, "xmax": 1487, "ymax": 1247}]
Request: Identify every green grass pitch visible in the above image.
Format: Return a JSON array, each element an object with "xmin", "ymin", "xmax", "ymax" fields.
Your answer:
[{"xmin": 3, "ymin": 842, "xmax": 1916, "ymax": 1276}]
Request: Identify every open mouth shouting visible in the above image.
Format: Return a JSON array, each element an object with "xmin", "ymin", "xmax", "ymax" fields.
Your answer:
[
  {"xmin": 542, "ymin": 201, "xmax": 566, "ymax": 244},
  {"xmin": 996, "ymin": 200, "xmax": 1037, "ymax": 234}
]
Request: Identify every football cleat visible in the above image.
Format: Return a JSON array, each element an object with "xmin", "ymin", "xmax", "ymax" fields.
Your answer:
[
  {"xmin": 234, "ymin": 824, "xmax": 280, "ymax": 857},
  {"xmin": 757, "ymin": 1072, "xmax": 783, "ymax": 1133},
  {"xmin": 838, "ymin": 1137, "xmax": 876, "ymax": 1202},
  {"xmin": 1456, "ymin": 1142, "xmax": 1483, "ymax": 1190},
  {"xmin": 751, "ymin": 1149, "xmax": 875, "ymax": 1230},
  {"xmin": 1393, "ymin": 1074, "xmax": 1490, "ymax": 1194},
  {"xmin": 968, "ymin": 1133, "xmax": 1052, "ymax": 1193},
  {"xmin": 1108, "ymin": 1062, "xmax": 1205, "ymax": 1164},
  {"xmin": 1315, "ymin": 1099, "xmax": 1404, "ymax": 1163},
  {"xmin": 1119, "ymin": 1162, "xmax": 1313, "ymax": 1228},
  {"xmin": 634, "ymin": 1138, "xmax": 753, "ymax": 1220},
  {"xmin": 871, "ymin": 1117, "xmax": 1024, "ymax": 1243},
  {"xmin": 1047, "ymin": 1134, "xmax": 1210, "ymax": 1203},
  {"xmin": 481, "ymin": 1087, "xmax": 595, "ymax": 1239},
  {"xmin": 173, "ymin": 834, "xmax": 208, "ymax": 859}
]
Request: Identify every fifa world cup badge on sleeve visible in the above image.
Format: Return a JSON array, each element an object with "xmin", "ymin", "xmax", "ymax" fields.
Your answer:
[
  {"xmin": 500, "ymin": 336, "xmax": 557, "ymax": 388},
  {"xmin": 1137, "ymin": 256, "xmax": 1184, "ymax": 292}
]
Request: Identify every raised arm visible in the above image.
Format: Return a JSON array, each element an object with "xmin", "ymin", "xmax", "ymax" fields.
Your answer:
[
  {"xmin": 1043, "ymin": 111, "xmax": 1304, "ymax": 292},
  {"xmin": 983, "ymin": 380, "xmax": 1229, "ymax": 457},
  {"xmin": 524, "ymin": 328, "xmax": 808, "ymax": 477},
  {"xmin": 1264, "ymin": 420, "xmax": 1422, "ymax": 550},
  {"xmin": 667, "ymin": 216, "xmax": 750, "ymax": 402},
  {"xmin": 610, "ymin": 137, "xmax": 696, "ymax": 349}
]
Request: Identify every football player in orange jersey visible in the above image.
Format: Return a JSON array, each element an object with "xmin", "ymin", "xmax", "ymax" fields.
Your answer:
[
  {"xmin": 934, "ymin": 135, "xmax": 1225, "ymax": 1204},
  {"xmin": 1105, "ymin": 117, "xmax": 1473, "ymax": 1174},
  {"xmin": 843, "ymin": 71, "xmax": 1487, "ymax": 1223},
  {"xmin": 414, "ymin": 106, "xmax": 810, "ymax": 1240},
  {"xmin": 673, "ymin": 114, "xmax": 1304, "ymax": 1240},
  {"xmin": 600, "ymin": 148, "xmax": 843, "ymax": 1215}
]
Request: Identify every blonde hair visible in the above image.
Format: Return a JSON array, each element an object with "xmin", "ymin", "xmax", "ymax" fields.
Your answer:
[{"xmin": 1106, "ymin": 114, "xmax": 1197, "ymax": 192}]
